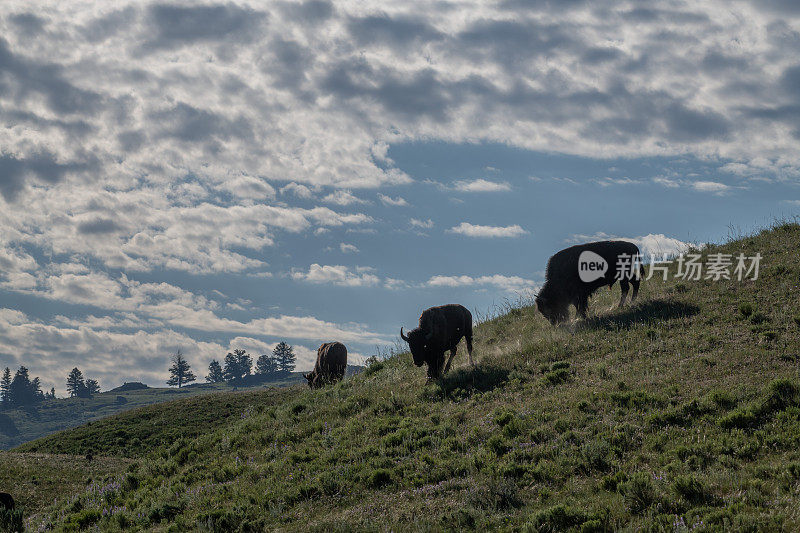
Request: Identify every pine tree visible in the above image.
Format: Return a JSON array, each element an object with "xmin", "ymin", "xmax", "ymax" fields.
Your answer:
[
  {"xmin": 0, "ymin": 367, "xmax": 11, "ymax": 407},
  {"xmin": 85, "ymin": 379, "xmax": 101, "ymax": 395},
  {"xmin": 9, "ymin": 366, "xmax": 41, "ymax": 406},
  {"xmin": 273, "ymin": 342, "xmax": 296, "ymax": 373},
  {"xmin": 255, "ymin": 353, "xmax": 278, "ymax": 375},
  {"xmin": 206, "ymin": 359, "xmax": 224, "ymax": 383},
  {"xmin": 235, "ymin": 349, "xmax": 252, "ymax": 377},
  {"xmin": 222, "ymin": 349, "xmax": 252, "ymax": 381},
  {"xmin": 66, "ymin": 367, "xmax": 86, "ymax": 398},
  {"xmin": 166, "ymin": 350, "xmax": 196, "ymax": 388},
  {"xmin": 49, "ymin": 387, "xmax": 56, "ymax": 399},
  {"xmin": 223, "ymin": 351, "xmax": 238, "ymax": 381}
]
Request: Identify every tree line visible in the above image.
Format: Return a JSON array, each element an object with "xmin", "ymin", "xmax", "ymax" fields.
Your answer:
[
  {"xmin": 167, "ymin": 342, "xmax": 297, "ymax": 387},
  {"xmin": 0, "ymin": 342, "xmax": 299, "ymax": 408},
  {"xmin": 0, "ymin": 366, "xmax": 55, "ymax": 408}
]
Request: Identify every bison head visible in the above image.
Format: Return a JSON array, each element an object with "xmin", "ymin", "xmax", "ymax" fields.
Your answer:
[
  {"xmin": 304, "ymin": 371, "xmax": 320, "ymax": 389},
  {"xmin": 536, "ymin": 288, "xmax": 568, "ymax": 325},
  {"xmin": 400, "ymin": 326, "xmax": 433, "ymax": 368}
]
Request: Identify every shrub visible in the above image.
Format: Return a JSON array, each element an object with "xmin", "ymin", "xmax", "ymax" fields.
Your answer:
[
  {"xmin": 524, "ymin": 504, "xmax": 609, "ymax": 533},
  {"xmin": 672, "ymin": 474, "xmax": 712, "ymax": 505},
  {"xmin": 619, "ymin": 472, "xmax": 657, "ymax": 514},
  {"xmin": 581, "ymin": 439, "xmax": 612, "ymax": 472},
  {"xmin": 363, "ymin": 360, "xmax": 385, "ymax": 376},
  {"xmin": 760, "ymin": 379, "xmax": 800, "ymax": 413},
  {"xmin": 739, "ymin": 303, "xmax": 754, "ymax": 317},
  {"xmin": 66, "ymin": 509, "xmax": 102, "ymax": 529},
  {"xmin": 366, "ymin": 468, "xmax": 393, "ymax": 488},
  {"xmin": 749, "ymin": 311, "xmax": 768, "ymax": 325},
  {"xmin": 719, "ymin": 408, "xmax": 758, "ymax": 429},
  {"xmin": 0, "ymin": 507, "xmax": 24, "ymax": 533},
  {"xmin": 601, "ymin": 471, "xmax": 628, "ymax": 491},
  {"xmin": 494, "ymin": 410, "xmax": 514, "ymax": 427},
  {"xmin": 542, "ymin": 368, "xmax": 572, "ymax": 386},
  {"xmin": 468, "ymin": 476, "xmax": 521, "ymax": 510},
  {"xmin": 707, "ymin": 389, "xmax": 736, "ymax": 410}
]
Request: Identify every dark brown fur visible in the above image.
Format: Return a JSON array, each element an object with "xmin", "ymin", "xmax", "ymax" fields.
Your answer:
[
  {"xmin": 304, "ymin": 342, "xmax": 347, "ymax": 389},
  {"xmin": 0, "ymin": 492, "xmax": 14, "ymax": 511},
  {"xmin": 536, "ymin": 240, "xmax": 643, "ymax": 324},
  {"xmin": 401, "ymin": 304, "xmax": 474, "ymax": 379}
]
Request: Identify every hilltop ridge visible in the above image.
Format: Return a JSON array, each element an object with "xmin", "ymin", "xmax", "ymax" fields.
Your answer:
[{"xmin": 4, "ymin": 222, "xmax": 800, "ymax": 531}]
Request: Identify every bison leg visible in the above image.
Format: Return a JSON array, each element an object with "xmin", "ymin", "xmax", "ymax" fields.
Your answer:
[
  {"xmin": 576, "ymin": 295, "xmax": 589, "ymax": 319},
  {"xmin": 631, "ymin": 278, "xmax": 640, "ymax": 303},
  {"xmin": 443, "ymin": 345, "xmax": 457, "ymax": 374},
  {"xmin": 618, "ymin": 279, "xmax": 630, "ymax": 307}
]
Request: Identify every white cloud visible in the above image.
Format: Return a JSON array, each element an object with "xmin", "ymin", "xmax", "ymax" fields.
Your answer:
[
  {"xmin": 410, "ymin": 218, "xmax": 434, "ymax": 229},
  {"xmin": 377, "ymin": 193, "xmax": 408, "ymax": 206},
  {"xmin": 448, "ymin": 222, "xmax": 528, "ymax": 238},
  {"xmin": 217, "ymin": 175, "xmax": 276, "ymax": 200},
  {"xmin": 427, "ymin": 274, "xmax": 538, "ymax": 293},
  {"xmin": 291, "ymin": 264, "xmax": 380, "ymax": 287},
  {"xmin": 567, "ymin": 232, "xmax": 692, "ymax": 259},
  {"xmin": 452, "ymin": 179, "xmax": 511, "ymax": 193},
  {"xmin": 0, "ymin": 309, "xmax": 375, "ymax": 391},
  {"xmin": 280, "ymin": 182, "xmax": 314, "ymax": 199},
  {"xmin": 692, "ymin": 181, "xmax": 731, "ymax": 194},
  {"xmin": 652, "ymin": 176, "xmax": 681, "ymax": 188},
  {"xmin": 322, "ymin": 190, "xmax": 369, "ymax": 206},
  {"xmin": 340, "ymin": 243, "xmax": 359, "ymax": 253},
  {"xmin": 594, "ymin": 177, "xmax": 642, "ymax": 187}
]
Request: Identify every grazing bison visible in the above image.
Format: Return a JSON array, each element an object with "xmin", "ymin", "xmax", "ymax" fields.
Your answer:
[
  {"xmin": 0, "ymin": 492, "xmax": 13, "ymax": 510},
  {"xmin": 536, "ymin": 240, "xmax": 644, "ymax": 325},
  {"xmin": 304, "ymin": 342, "xmax": 347, "ymax": 389},
  {"xmin": 401, "ymin": 304, "xmax": 474, "ymax": 379}
]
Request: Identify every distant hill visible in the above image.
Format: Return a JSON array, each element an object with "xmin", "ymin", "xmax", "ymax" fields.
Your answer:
[
  {"xmin": 109, "ymin": 381, "xmax": 149, "ymax": 392},
  {"xmin": 0, "ymin": 371, "xmax": 319, "ymax": 450},
  {"xmin": 5, "ymin": 223, "xmax": 800, "ymax": 531}
]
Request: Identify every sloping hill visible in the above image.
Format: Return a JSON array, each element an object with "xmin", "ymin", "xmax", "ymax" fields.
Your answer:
[
  {"xmin": 11, "ymin": 222, "xmax": 800, "ymax": 531},
  {"xmin": 0, "ymin": 372, "xmax": 307, "ymax": 450}
]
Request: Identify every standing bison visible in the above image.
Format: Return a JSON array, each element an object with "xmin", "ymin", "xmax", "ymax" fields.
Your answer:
[
  {"xmin": 304, "ymin": 342, "xmax": 347, "ymax": 389},
  {"xmin": 401, "ymin": 304, "xmax": 474, "ymax": 379},
  {"xmin": 536, "ymin": 240, "xmax": 643, "ymax": 325}
]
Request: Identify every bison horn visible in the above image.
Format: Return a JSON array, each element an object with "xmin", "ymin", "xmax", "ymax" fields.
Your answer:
[{"xmin": 400, "ymin": 327, "xmax": 409, "ymax": 342}]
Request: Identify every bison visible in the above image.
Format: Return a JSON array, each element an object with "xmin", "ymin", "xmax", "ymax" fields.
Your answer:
[
  {"xmin": 0, "ymin": 492, "xmax": 13, "ymax": 511},
  {"xmin": 536, "ymin": 240, "xmax": 643, "ymax": 325},
  {"xmin": 401, "ymin": 304, "xmax": 474, "ymax": 379},
  {"xmin": 304, "ymin": 342, "xmax": 347, "ymax": 389}
]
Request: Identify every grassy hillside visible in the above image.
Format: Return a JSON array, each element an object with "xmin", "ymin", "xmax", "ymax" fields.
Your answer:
[
  {"xmin": 0, "ymin": 373, "xmax": 307, "ymax": 450},
  {"xmin": 9, "ymin": 222, "xmax": 800, "ymax": 531}
]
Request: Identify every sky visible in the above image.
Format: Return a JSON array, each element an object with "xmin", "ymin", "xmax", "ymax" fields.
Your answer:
[{"xmin": 0, "ymin": 0, "xmax": 799, "ymax": 394}]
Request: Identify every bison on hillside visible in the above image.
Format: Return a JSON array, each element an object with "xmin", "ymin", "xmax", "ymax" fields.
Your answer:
[
  {"xmin": 304, "ymin": 342, "xmax": 347, "ymax": 389},
  {"xmin": 536, "ymin": 240, "xmax": 644, "ymax": 325},
  {"xmin": 401, "ymin": 303, "xmax": 474, "ymax": 380}
]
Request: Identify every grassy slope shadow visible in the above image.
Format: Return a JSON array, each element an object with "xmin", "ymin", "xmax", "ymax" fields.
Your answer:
[
  {"xmin": 0, "ymin": 413, "xmax": 20, "ymax": 437},
  {"xmin": 584, "ymin": 298, "xmax": 700, "ymax": 330},
  {"xmin": 427, "ymin": 363, "xmax": 511, "ymax": 401}
]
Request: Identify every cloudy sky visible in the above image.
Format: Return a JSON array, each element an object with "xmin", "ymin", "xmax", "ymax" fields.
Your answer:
[{"xmin": 1, "ymin": 0, "xmax": 799, "ymax": 393}]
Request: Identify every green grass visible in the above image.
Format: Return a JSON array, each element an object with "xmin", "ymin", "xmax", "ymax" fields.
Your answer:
[
  {"xmin": 8, "ymin": 221, "xmax": 800, "ymax": 531},
  {"xmin": 0, "ymin": 374, "xmax": 305, "ymax": 450}
]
